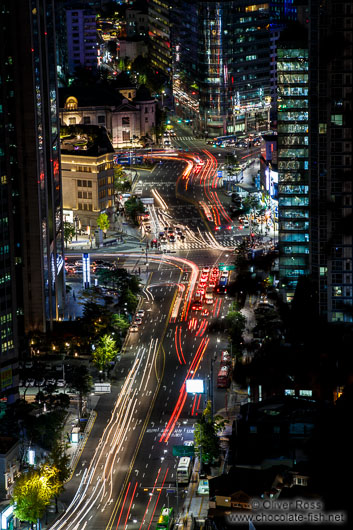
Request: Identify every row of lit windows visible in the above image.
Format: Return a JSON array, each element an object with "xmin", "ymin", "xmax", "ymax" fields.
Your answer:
[
  {"xmin": 0, "ymin": 245, "xmax": 9, "ymax": 255},
  {"xmin": 1, "ymin": 339, "xmax": 13, "ymax": 353},
  {"xmin": 0, "ymin": 313, "xmax": 12, "ymax": 325},
  {"xmin": 0, "ymin": 273, "xmax": 11, "ymax": 284}
]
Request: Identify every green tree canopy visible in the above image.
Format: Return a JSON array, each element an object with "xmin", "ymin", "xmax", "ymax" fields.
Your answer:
[
  {"xmin": 96, "ymin": 213, "xmax": 110, "ymax": 237},
  {"xmin": 124, "ymin": 197, "xmax": 145, "ymax": 225},
  {"xmin": 92, "ymin": 333, "xmax": 117, "ymax": 373},
  {"xmin": 11, "ymin": 465, "xmax": 62, "ymax": 527},
  {"xmin": 194, "ymin": 401, "xmax": 227, "ymax": 466},
  {"xmin": 63, "ymin": 222, "xmax": 75, "ymax": 248}
]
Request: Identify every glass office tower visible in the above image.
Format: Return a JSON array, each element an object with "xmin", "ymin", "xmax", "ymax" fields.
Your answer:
[
  {"xmin": 148, "ymin": 0, "xmax": 173, "ymax": 78},
  {"xmin": 172, "ymin": 0, "xmax": 275, "ymax": 137},
  {"xmin": 277, "ymin": 25, "xmax": 309, "ymax": 299},
  {"xmin": 0, "ymin": 0, "xmax": 65, "ymax": 349}
]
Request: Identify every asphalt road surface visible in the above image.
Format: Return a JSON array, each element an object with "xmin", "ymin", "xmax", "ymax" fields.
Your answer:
[{"xmin": 54, "ymin": 133, "xmax": 258, "ymax": 530}]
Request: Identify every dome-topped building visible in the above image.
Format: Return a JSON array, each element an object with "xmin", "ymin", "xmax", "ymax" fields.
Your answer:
[{"xmin": 59, "ymin": 85, "xmax": 156, "ymax": 148}]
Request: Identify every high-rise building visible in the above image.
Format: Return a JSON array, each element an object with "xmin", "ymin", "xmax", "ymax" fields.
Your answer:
[
  {"xmin": 309, "ymin": 0, "xmax": 353, "ymax": 322},
  {"xmin": 276, "ymin": 23, "xmax": 310, "ymax": 299},
  {"xmin": 66, "ymin": 8, "xmax": 98, "ymax": 74},
  {"xmin": 172, "ymin": 0, "xmax": 276, "ymax": 137},
  {"xmin": 0, "ymin": 3, "xmax": 19, "ymax": 403},
  {"xmin": 148, "ymin": 0, "xmax": 173, "ymax": 78},
  {"xmin": 0, "ymin": 0, "xmax": 65, "ymax": 374}
]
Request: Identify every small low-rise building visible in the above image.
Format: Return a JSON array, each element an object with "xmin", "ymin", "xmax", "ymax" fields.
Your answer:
[
  {"xmin": 0, "ymin": 436, "xmax": 19, "ymax": 499},
  {"xmin": 60, "ymin": 125, "xmax": 115, "ymax": 229}
]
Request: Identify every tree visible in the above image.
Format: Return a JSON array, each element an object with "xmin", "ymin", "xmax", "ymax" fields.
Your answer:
[
  {"xmin": 11, "ymin": 465, "xmax": 61, "ymax": 528},
  {"xmin": 111, "ymin": 313, "xmax": 130, "ymax": 335},
  {"xmin": 96, "ymin": 213, "xmax": 110, "ymax": 238},
  {"xmin": 194, "ymin": 401, "xmax": 227, "ymax": 467},
  {"xmin": 124, "ymin": 197, "xmax": 145, "ymax": 225},
  {"xmin": 63, "ymin": 222, "xmax": 75, "ymax": 249},
  {"xmin": 48, "ymin": 441, "xmax": 71, "ymax": 511},
  {"xmin": 92, "ymin": 334, "xmax": 117, "ymax": 375},
  {"xmin": 69, "ymin": 366, "xmax": 93, "ymax": 418},
  {"xmin": 226, "ymin": 309, "xmax": 246, "ymax": 346}
]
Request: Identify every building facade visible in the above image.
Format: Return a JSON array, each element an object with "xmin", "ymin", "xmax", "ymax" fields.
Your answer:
[
  {"xmin": 148, "ymin": 0, "xmax": 173, "ymax": 78},
  {"xmin": 0, "ymin": 0, "xmax": 65, "ymax": 403},
  {"xmin": 126, "ymin": 7, "xmax": 148, "ymax": 39},
  {"xmin": 59, "ymin": 86, "xmax": 156, "ymax": 148},
  {"xmin": 61, "ymin": 151, "xmax": 115, "ymax": 229},
  {"xmin": 172, "ymin": 0, "xmax": 272, "ymax": 137},
  {"xmin": 66, "ymin": 8, "xmax": 98, "ymax": 74},
  {"xmin": 309, "ymin": 0, "xmax": 353, "ymax": 322},
  {"xmin": 277, "ymin": 24, "xmax": 310, "ymax": 299}
]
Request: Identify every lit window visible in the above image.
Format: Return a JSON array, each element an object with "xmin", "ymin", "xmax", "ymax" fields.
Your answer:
[
  {"xmin": 299, "ymin": 390, "xmax": 312, "ymax": 397},
  {"xmin": 331, "ymin": 115, "xmax": 343, "ymax": 126}
]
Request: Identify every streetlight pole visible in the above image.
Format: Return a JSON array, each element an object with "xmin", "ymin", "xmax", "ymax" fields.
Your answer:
[{"xmin": 74, "ymin": 215, "xmax": 79, "ymax": 241}]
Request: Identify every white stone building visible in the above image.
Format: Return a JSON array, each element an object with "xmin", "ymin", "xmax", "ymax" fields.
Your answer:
[{"xmin": 59, "ymin": 85, "xmax": 156, "ymax": 148}]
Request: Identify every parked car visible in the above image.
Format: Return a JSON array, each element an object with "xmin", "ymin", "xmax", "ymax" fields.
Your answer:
[
  {"xmin": 36, "ymin": 377, "xmax": 46, "ymax": 387},
  {"xmin": 56, "ymin": 379, "xmax": 66, "ymax": 388},
  {"xmin": 25, "ymin": 378, "xmax": 35, "ymax": 387},
  {"xmin": 46, "ymin": 378, "xmax": 56, "ymax": 386}
]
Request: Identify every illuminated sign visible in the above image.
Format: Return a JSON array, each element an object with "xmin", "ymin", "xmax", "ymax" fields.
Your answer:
[
  {"xmin": 82, "ymin": 253, "xmax": 91, "ymax": 288},
  {"xmin": 185, "ymin": 379, "xmax": 204, "ymax": 394}
]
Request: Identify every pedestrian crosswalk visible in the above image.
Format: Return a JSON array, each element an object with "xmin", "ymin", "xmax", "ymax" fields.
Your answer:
[
  {"xmin": 159, "ymin": 238, "xmax": 236, "ymax": 252},
  {"xmin": 172, "ymin": 136, "xmax": 195, "ymax": 141}
]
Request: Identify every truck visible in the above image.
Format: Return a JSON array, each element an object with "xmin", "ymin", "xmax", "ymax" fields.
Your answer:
[
  {"xmin": 217, "ymin": 365, "xmax": 231, "ymax": 388},
  {"xmin": 205, "ymin": 287, "xmax": 214, "ymax": 305}
]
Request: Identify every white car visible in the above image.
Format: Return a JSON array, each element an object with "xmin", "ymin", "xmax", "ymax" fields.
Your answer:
[
  {"xmin": 134, "ymin": 317, "xmax": 143, "ymax": 325},
  {"xmin": 56, "ymin": 379, "xmax": 66, "ymax": 388},
  {"xmin": 46, "ymin": 378, "xmax": 56, "ymax": 386},
  {"xmin": 137, "ymin": 309, "xmax": 145, "ymax": 318},
  {"xmin": 25, "ymin": 378, "xmax": 35, "ymax": 387}
]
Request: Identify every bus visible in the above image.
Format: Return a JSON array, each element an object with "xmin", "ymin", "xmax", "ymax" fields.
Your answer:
[
  {"xmin": 216, "ymin": 275, "xmax": 228, "ymax": 294},
  {"xmin": 214, "ymin": 135, "xmax": 238, "ymax": 146},
  {"xmin": 176, "ymin": 456, "xmax": 192, "ymax": 484},
  {"xmin": 156, "ymin": 507, "xmax": 174, "ymax": 530},
  {"xmin": 217, "ymin": 365, "xmax": 232, "ymax": 388}
]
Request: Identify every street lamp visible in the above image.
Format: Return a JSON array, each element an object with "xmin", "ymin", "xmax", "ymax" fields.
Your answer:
[{"xmin": 74, "ymin": 215, "xmax": 79, "ymax": 241}]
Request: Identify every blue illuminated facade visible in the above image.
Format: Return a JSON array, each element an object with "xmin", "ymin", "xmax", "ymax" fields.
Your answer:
[{"xmin": 277, "ymin": 27, "xmax": 309, "ymax": 297}]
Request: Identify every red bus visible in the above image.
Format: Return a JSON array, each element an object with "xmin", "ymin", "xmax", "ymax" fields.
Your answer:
[{"xmin": 217, "ymin": 365, "xmax": 231, "ymax": 388}]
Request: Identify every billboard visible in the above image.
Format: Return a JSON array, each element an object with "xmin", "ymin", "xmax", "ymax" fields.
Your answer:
[{"xmin": 185, "ymin": 379, "xmax": 204, "ymax": 393}]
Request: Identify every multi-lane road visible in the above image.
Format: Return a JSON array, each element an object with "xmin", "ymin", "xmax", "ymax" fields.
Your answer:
[{"xmin": 54, "ymin": 134, "xmax": 257, "ymax": 530}]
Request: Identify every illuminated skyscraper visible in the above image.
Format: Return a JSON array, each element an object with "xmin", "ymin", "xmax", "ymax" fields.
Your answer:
[
  {"xmin": 0, "ymin": 0, "xmax": 65, "ymax": 403},
  {"xmin": 276, "ymin": 23, "xmax": 310, "ymax": 298},
  {"xmin": 148, "ymin": 0, "xmax": 173, "ymax": 78}
]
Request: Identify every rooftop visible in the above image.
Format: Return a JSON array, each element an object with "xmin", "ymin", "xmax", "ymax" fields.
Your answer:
[{"xmin": 60, "ymin": 125, "xmax": 115, "ymax": 157}]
